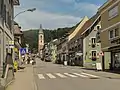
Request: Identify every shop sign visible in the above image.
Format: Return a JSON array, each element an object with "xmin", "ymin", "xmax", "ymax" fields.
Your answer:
[{"xmin": 9, "ymin": 40, "xmax": 14, "ymax": 48}]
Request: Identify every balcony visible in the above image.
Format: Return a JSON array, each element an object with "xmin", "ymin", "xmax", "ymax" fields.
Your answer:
[{"xmin": 92, "ymin": 56, "xmax": 97, "ymax": 61}]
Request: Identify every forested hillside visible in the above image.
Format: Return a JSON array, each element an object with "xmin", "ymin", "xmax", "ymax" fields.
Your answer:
[{"xmin": 23, "ymin": 23, "xmax": 79, "ymax": 52}]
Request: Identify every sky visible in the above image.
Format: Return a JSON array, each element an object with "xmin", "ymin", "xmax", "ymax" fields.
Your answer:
[{"xmin": 14, "ymin": 0, "xmax": 107, "ymax": 30}]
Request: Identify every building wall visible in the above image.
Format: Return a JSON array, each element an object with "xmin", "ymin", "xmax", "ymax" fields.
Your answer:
[
  {"xmin": 83, "ymin": 22, "xmax": 102, "ymax": 68},
  {"xmin": 99, "ymin": 0, "xmax": 120, "ymax": 70},
  {"xmin": 0, "ymin": 0, "xmax": 19, "ymax": 87},
  {"xmin": 100, "ymin": 0, "xmax": 120, "ymax": 49},
  {"xmin": 51, "ymin": 44, "xmax": 57, "ymax": 63}
]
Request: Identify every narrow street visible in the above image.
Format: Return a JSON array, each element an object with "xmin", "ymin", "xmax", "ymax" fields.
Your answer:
[{"xmin": 33, "ymin": 58, "xmax": 120, "ymax": 90}]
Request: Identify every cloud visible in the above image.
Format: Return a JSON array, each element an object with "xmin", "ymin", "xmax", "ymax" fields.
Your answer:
[
  {"xmin": 14, "ymin": 8, "xmax": 81, "ymax": 30},
  {"xmin": 74, "ymin": 2, "xmax": 100, "ymax": 17},
  {"xmin": 14, "ymin": 0, "xmax": 101, "ymax": 30}
]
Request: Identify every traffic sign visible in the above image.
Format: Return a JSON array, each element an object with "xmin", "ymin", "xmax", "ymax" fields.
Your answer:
[
  {"xmin": 99, "ymin": 51, "xmax": 104, "ymax": 56},
  {"xmin": 20, "ymin": 48, "xmax": 26, "ymax": 55}
]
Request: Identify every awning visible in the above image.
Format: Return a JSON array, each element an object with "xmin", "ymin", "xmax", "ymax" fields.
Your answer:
[{"xmin": 108, "ymin": 45, "xmax": 120, "ymax": 52}]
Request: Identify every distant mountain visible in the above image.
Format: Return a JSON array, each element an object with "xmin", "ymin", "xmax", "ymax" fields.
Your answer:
[{"xmin": 22, "ymin": 23, "xmax": 79, "ymax": 52}]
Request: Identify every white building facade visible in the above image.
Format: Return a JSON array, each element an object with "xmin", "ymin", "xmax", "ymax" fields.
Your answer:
[{"xmin": 0, "ymin": 0, "xmax": 20, "ymax": 88}]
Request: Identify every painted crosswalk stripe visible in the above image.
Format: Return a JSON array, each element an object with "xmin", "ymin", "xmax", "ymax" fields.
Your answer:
[
  {"xmin": 46, "ymin": 73, "xmax": 56, "ymax": 78},
  {"xmin": 73, "ymin": 73, "xmax": 88, "ymax": 78},
  {"xmin": 81, "ymin": 73, "xmax": 99, "ymax": 78},
  {"xmin": 38, "ymin": 74, "xmax": 45, "ymax": 79},
  {"xmin": 55, "ymin": 73, "xmax": 67, "ymax": 78},
  {"xmin": 64, "ymin": 73, "xmax": 78, "ymax": 77}
]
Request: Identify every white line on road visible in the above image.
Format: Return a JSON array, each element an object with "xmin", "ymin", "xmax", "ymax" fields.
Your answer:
[
  {"xmin": 81, "ymin": 73, "xmax": 99, "ymax": 78},
  {"xmin": 73, "ymin": 73, "xmax": 88, "ymax": 78},
  {"xmin": 46, "ymin": 73, "xmax": 56, "ymax": 79},
  {"xmin": 64, "ymin": 73, "xmax": 78, "ymax": 77},
  {"xmin": 55, "ymin": 73, "xmax": 67, "ymax": 78},
  {"xmin": 38, "ymin": 74, "xmax": 45, "ymax": 79}
]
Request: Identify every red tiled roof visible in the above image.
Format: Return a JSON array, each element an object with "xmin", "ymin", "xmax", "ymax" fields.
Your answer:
[{"xmin": 77, "ymin": 13, "xmax": 100, "ymax": 37}]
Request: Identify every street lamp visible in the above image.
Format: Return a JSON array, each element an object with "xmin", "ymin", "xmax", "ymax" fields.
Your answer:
[{"xmin": 14, "ymin": 8, "xmax": 36, "ymax": 19}]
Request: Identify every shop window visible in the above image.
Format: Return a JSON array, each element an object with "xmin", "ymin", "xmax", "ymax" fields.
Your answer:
[
  {"xmin": 115, "ymin": 28, "xmax": 119, "ymax": 37},
  {"xmin": 114, "ymin": 53, "xmax": 120, "ymax": 68}
]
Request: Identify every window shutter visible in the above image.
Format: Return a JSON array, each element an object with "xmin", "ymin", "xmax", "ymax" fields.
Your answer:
[
  {"xmin": 89, "ymin": 51, "xmax": 92, "ymax": 59},
  {"xmin": 89, "ymin": 42, "xmax": 91, "ymax": 46},
  {"xmin": 96, "ymin": 51, "xmax": 100, "ymax": 59}
]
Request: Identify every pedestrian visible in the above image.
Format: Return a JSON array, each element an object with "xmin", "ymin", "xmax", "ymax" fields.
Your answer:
[
  {"xmin": 27, "ymin": 56, "xmax": 30, "ymax": 64},
  {"xmin": 14, "ymin": 59, "xmax": 18, "ymax": 72}
]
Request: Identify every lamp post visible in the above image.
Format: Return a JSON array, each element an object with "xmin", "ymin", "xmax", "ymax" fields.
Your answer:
[{"xmin": 14, "ymin": 8, "xmax": 36, "ymax": 19}]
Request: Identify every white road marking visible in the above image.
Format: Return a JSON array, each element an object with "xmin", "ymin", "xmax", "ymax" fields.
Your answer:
[
  {"xmin": 64, "ymin": 73, "xmax": 78, "ymax": 77},
  {"xmin": 81, "ymin": 73, "xmax": 99, "ymax": 78},
  {"xmin": 38, "ymin": 74, "xmax": 45, "ymax": 79},
  {"xmin": 46, "ymin": 73, "xmax": 56, "ymax": 78},
  {"xmin": 73, "ymin": 73, "xmax": 88, "ymax": 78},
  {"xmin": 55, "ymin": 73, "xmax": 67, "ymax": 78}
]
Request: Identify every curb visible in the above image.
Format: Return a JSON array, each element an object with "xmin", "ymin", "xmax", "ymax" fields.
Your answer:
[
  {"xmin": 5, "ymin": 78, "xmax": 15, "ymax": 88},
  {"xmin": 0, "ymin": 78, "xmax": 15, "ymax": 90}
]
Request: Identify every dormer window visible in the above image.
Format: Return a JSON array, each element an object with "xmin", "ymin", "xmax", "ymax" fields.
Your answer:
[
  {"xmin": 91, "ymin": 38, "xmax": 96, "ymax": 44},
  {"xmin": 97, "ymin": 26, "xmax": 100, "ymax": 30},
  {"xmin": 91, "ymin": 37, "xmax": 96, "ymax": 48}
]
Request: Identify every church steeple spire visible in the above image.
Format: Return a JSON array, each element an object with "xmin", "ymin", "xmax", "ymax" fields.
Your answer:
[
  {"xmin": 39, "ymin": 24, "xmax": 43, "ymax": 34},
  {"xmin": 38, "ymin": 24, "xmax": 44, "ymax": 56}
]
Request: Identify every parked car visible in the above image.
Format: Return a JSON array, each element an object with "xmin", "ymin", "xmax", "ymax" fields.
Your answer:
[{"xmin": 45, "ymin": 56, "xmax": 51, "ymax": 62}]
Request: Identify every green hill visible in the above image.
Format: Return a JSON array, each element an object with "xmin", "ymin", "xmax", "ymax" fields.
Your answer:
[{"xmin": 23, "ymin": 24, "xmax": 79, "ymax": 52}]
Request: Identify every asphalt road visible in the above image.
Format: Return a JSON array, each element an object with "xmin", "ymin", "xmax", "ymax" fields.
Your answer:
[{"xmin": 33, "ymin": 58, "xmax": 120, "ymax": 90}]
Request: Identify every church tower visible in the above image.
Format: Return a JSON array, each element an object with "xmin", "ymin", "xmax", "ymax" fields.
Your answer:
[{"xmin": 38, "ymin": 24, "xmax": 44, "ymax": 58}]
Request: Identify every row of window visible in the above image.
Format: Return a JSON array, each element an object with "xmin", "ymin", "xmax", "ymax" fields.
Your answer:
[
  {"xmin": 109, "ymin": 28, "xmax": 119, "ymax": 39},
  {"xmin": 108, "ymin": 5, "xmax": 118, "ymax": 19}
]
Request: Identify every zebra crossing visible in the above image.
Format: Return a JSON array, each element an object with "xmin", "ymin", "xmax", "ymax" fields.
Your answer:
[{"xmin": 37, "ymin": 72, "xmax": 99, "ymax": 80}]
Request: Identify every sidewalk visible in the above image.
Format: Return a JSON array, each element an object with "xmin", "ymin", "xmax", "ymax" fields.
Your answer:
[
  {"xmin": 80, "ymin": 68, "xmax": 120, "ymax": 79},
  {"xmin": 6, "ymin": 65, "xmax": 35, "ymax": 90}
]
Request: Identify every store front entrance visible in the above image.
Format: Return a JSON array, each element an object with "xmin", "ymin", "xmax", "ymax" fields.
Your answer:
[{"xmin": 113, "ymin": 52, "xmax": 120, "ymax": 69}]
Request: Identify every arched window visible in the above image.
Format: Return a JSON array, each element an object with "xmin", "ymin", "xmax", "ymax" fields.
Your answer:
[{"xmin": 40, "ymin": 36, "xmax": 42, "ymax": 39}]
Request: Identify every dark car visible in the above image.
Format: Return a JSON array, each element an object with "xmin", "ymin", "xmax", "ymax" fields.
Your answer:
[{"xmin": 45, "ymin": 56, "xmax": 51, "ymax": 62}]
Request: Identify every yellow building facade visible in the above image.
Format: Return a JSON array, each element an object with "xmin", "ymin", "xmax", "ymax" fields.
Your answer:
[{"xmin": 99, "ymin": 0, "xmax": 120, "ymax": 70}]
